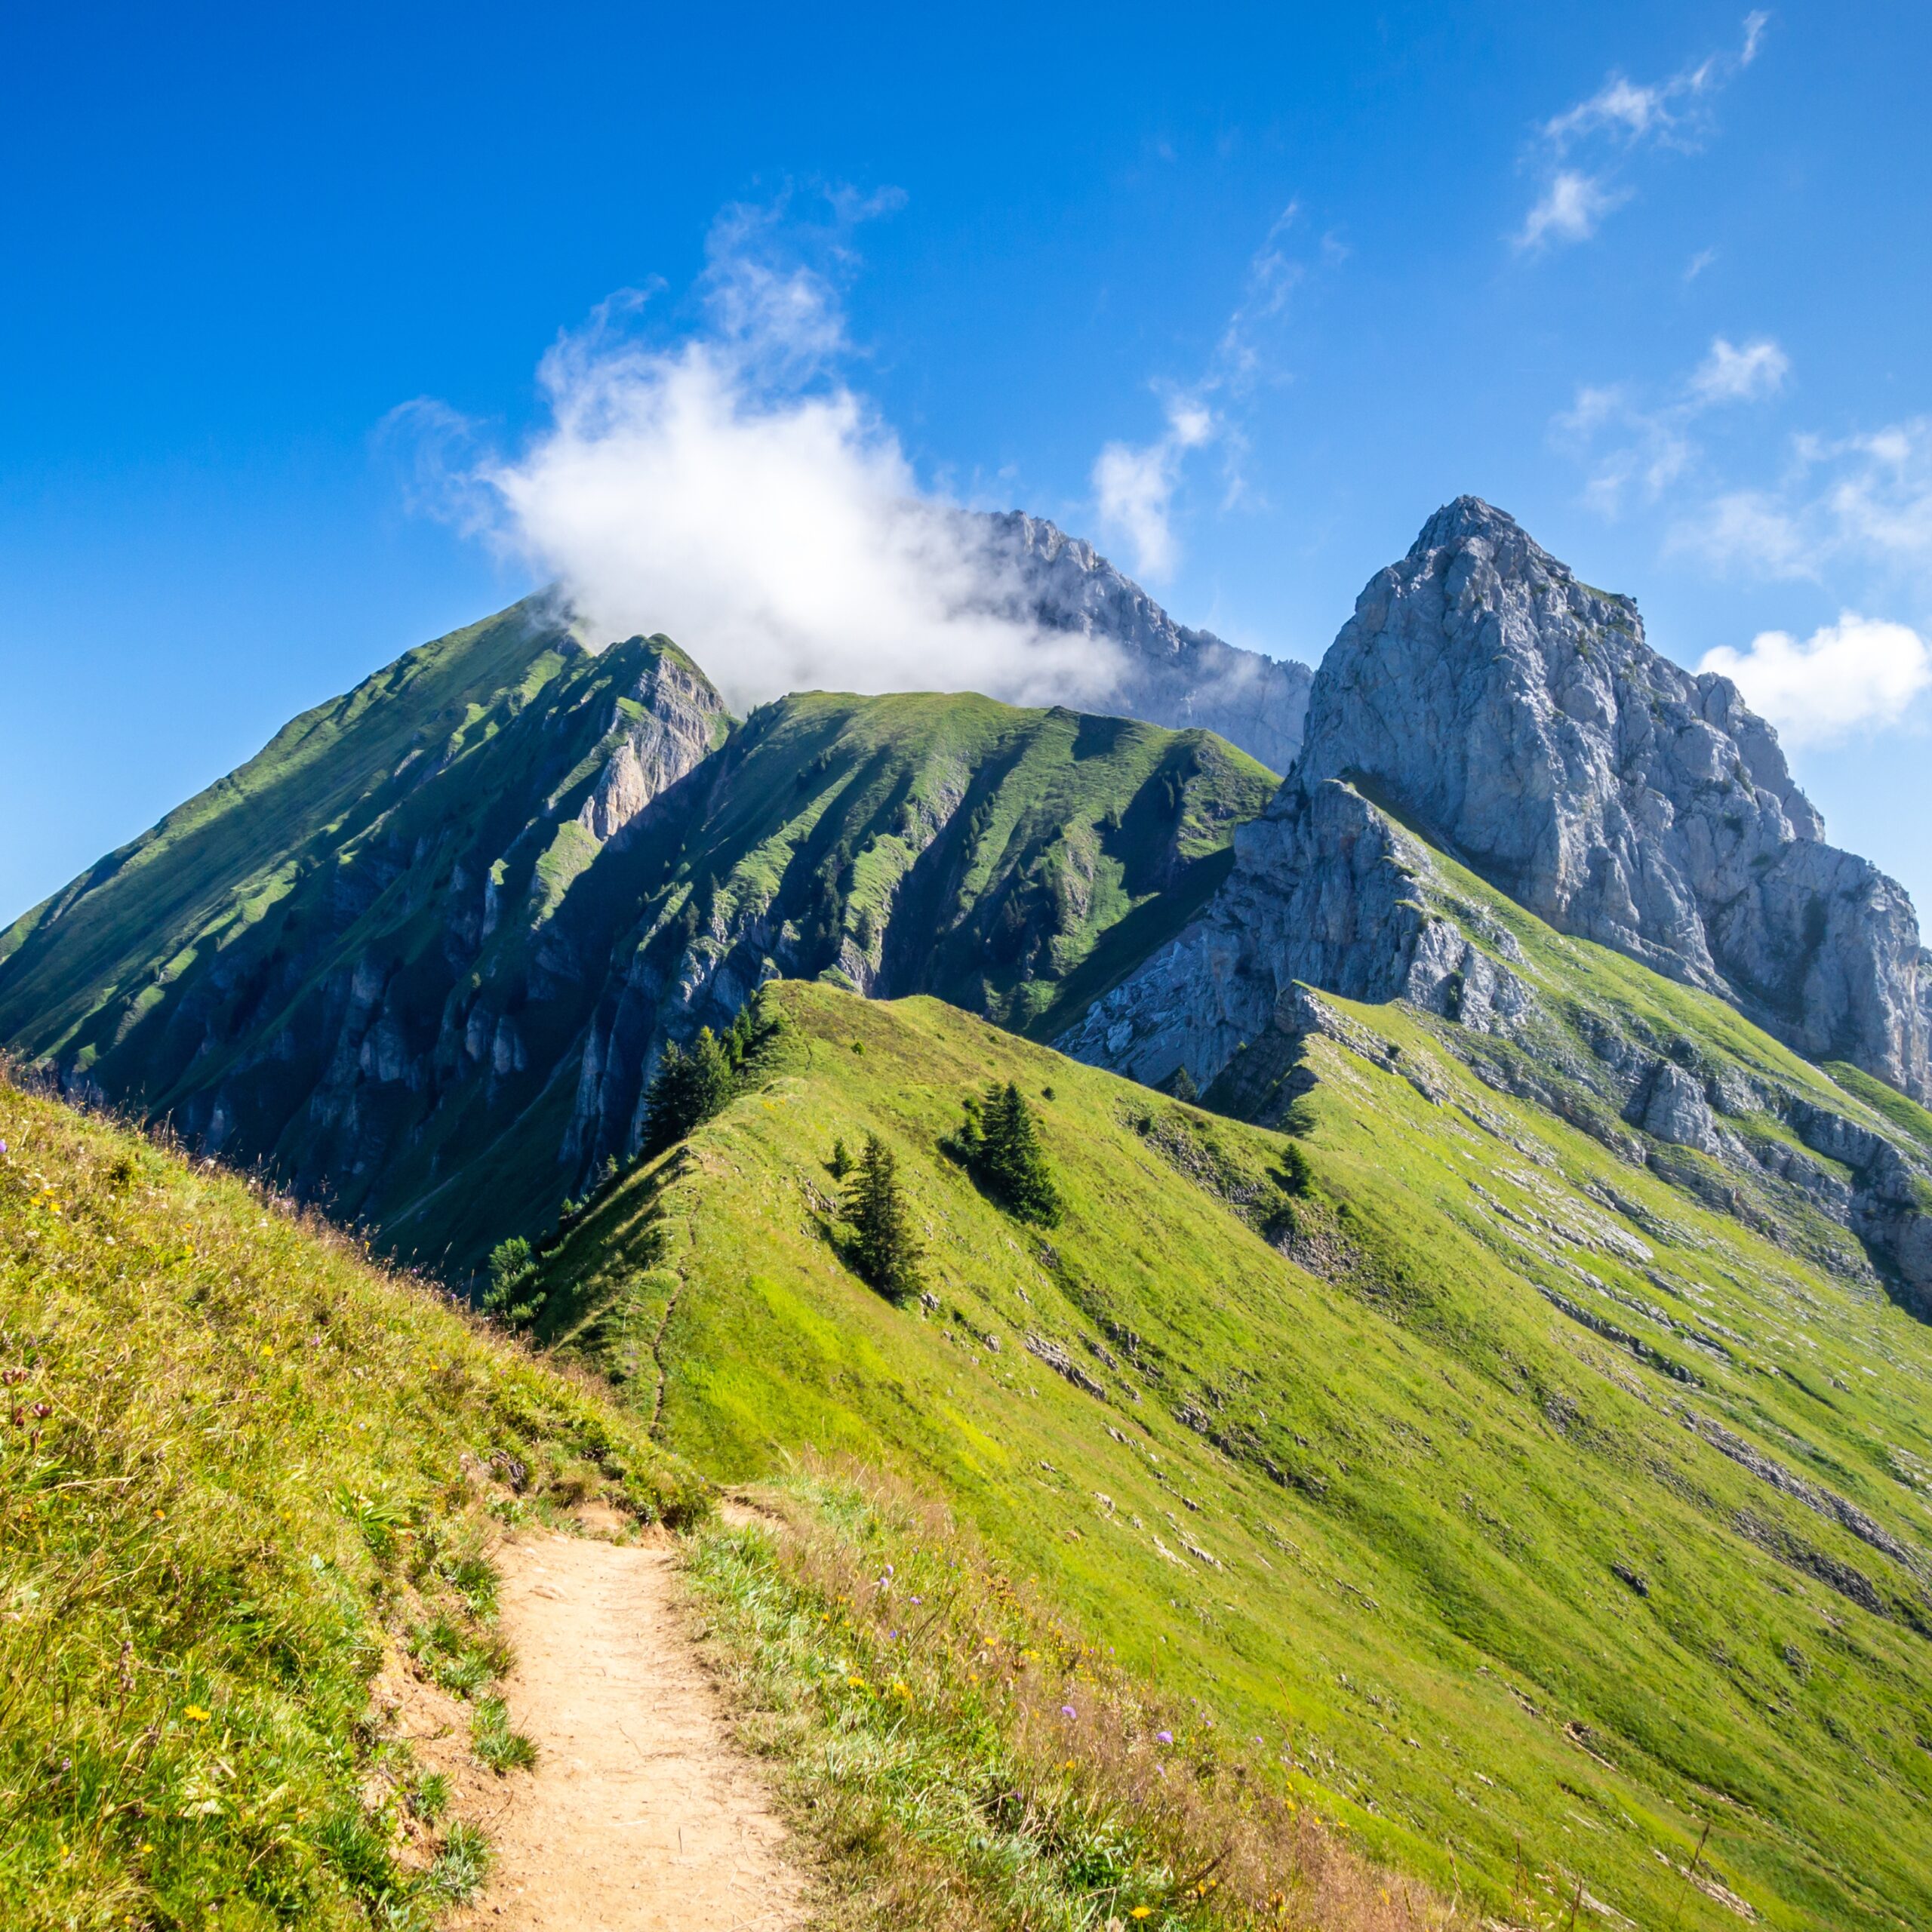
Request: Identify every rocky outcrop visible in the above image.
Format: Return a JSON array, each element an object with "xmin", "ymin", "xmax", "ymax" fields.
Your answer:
[
  {"xmin": 576, "ymin": 647, "xmax": 726, "ymax": 842},
  {"xmin": 1057, "ymin": 775, "xmax": 1534, "ymax": 1097},
  {"xmin": 1295, "ymin": 497, "xmax": 1928, "ymax": 1100},
  {"xmin": 1632, "ymin": 1063, "xmax": 1722, "ymax": 1155},
  {"xmin": 1066, "ymin": 497, "xmax": 1928, "ymax": 1106},
  {"xmin": 974, "ymin": 511, "xmax": 1313, "ymax": 774}
]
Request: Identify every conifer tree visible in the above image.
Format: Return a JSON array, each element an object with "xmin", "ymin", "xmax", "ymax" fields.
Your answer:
[
  {"xmin": 987, "ymin": 1081, "xmax": 1063, "ymax": 1225},
  {"xmin": 841, "ymin": 1131, "xmax": 924, "ymax": 1299},
  {"xmin": 1171, "ymin": 1064, "xmax": 1199, "ymax": 1104},
  {"xmin": 690, "ymin": 1026, "xmax": 732, "ymax": 1116},
  {"xmin": 949, "ymin": 1080, "xmax": 1062, "ymax": 1225},
  {"xmin": 480, "ymin": 1236, "xmax": 541, "ymax": 1327},
  {"xmin": 640, "ymin": 1025, "xmax": 736, "ymax": 1157}
]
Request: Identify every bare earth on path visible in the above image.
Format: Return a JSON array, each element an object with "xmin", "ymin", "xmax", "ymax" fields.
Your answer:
[{"xmin": 451, "ymin": 1528, "xmax": 804, "ymax": 1931}]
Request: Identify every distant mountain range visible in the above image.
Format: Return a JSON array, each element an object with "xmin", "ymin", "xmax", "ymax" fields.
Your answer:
[{"xmin": 3, "ymin": 500, "xmax": 1927, "ymax": 1312}]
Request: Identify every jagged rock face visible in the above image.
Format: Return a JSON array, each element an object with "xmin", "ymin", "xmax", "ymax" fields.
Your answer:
[
  {"xmin": 1056, "ymin": 775, "xmax": 1533, "ymax": 1097},
  {"xmin": 1300, "ymin": 497, "xmax": 1929, "ymax": 1100},
  {"xmin": 975, "ymin": 510, "xmax": 1312, "ymax": 775},
  {"xmin": 576, "ymin": 651, "xmax": 723, "ymax": 842},
  {"xmin": 1634, "ymin": 1063, "xmax": 1722, "ymax": 1155}
]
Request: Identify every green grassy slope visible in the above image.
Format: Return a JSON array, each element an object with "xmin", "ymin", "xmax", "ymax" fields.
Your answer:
[
  {"xmin": 0, "ymin": 1073, "xmax": 702, "ymax": 1928},
  {"xmin": 0, "ymin": 597, "xmax": 565, "ymax": 1051},
  {"xmin": 379, "ymin": 688, "xmax": 1271, "ymax": 1272},
  {"xmin": 0, "ymin": 620, "xmax": 1272, "ymax": 1278},
  {"xmin": 624, "ymin": 690, "xmax": 1275, "ymax": 1031},
  {"xmin": 519, "ymin": 975, "xmax": 1932, "ymax": 1932}
]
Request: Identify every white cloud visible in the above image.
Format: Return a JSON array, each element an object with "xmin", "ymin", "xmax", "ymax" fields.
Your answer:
[
  {"xmin": 404, "ymin": 201, "xmax": 1126, "ymax": 713},
  {"xmin": 1091, "ymin": 399, "xmax": 1217, "ymax": 579},
  {"xmin": 1088, "ymin": 202, "xmax": 1327, "ymax": 574},
  {"xmin": 1518, "ymin": 14, "xmax": 1767, "ymax": 251},
  {"xmin": 1517, "ymin": 171, "xmax": 1626, "ymax": 249},
  {"xmin": 1699, "ymin": 614, "xmax": 1932, "ymax": 746},
  {"xmin": 1669, "ymin": 490, "xmax": 1814, "ymax": 578},
  {"xmin": 1689, "ymin": 336, "xmax": 1789, "ymax": 405},
  {"xmin": 1555, "ymin": 334, "xmax": 1790, "ymax": 515}
]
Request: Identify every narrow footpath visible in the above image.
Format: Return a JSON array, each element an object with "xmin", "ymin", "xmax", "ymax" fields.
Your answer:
[{"xmin": 452, "ymin": 1530, "xmax": 804, "ymax": 1931}]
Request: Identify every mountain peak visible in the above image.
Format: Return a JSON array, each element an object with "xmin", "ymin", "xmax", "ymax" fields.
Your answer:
[
  {"xmin": 973, "ymin": 508, "xmax": 1313, "ymax": 774},
  {"xmin": 1409, "ymin": 493, "xmax": 1535, "ymax": 555},
  {"xmin": 1071, "ymin": 502, "xmax": 1929, "ymax": 1106}
]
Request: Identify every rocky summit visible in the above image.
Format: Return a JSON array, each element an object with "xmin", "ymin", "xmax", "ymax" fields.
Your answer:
[
  {"xmin": 976, "ymin": 508, "xmax": 1313, "ymax": 773},
  {"xmin": 1069, "ymin": 497, "xmax": 1929, "ymax": 1102},
  {"xmin": 1062, "ymin": 497, "xmax": 1932, "ymax": 1317}
]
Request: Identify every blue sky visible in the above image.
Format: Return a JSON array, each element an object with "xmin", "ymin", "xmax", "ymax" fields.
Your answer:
[{"xmin": 4, "ymin": 1, "xmax": 1929, "ymax": 925}]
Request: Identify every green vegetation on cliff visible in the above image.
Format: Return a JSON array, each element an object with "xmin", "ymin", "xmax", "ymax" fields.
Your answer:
[{"xmin": 0, "ymin": 609, "xmax": 1273, "ymax": 1276}]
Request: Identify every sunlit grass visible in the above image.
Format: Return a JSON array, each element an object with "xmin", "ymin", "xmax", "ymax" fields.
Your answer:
[{"xmin": 0, "ymin": 1072, "xmax": 700, "ymax": 1927}]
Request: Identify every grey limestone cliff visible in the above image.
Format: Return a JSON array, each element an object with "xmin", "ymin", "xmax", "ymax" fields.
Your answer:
[
  {"xmin": 975, "ymin": 510, "xmax": 1313, "ymax": 775},
  {"xmin": 1065, "ymin": 497, "xmax": 1928, "ymax": 1106},
  {"xmin": 1297, "ymin": 497, "xmax": 1928, "ymax": 1100}
]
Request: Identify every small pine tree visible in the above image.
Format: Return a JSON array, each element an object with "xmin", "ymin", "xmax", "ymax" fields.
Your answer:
[
  {"xmin": 481, "ymin": 1236, "xmax": 541, "ymax": 1327},
  {"xmin": 1170, "ymin": 1064, "xmax": 1199, "ymax": 1105},
  {"xmin": 725, "ymin": 1002, "xmax": 754, "ymax": 1069},
  {"xmin": 828, "ymin": 1137, "xmax": 851, "ymax": 1180},
  {"xmin": 841, "ymin": 1132, "xmax": 924, "ymax": 1299},
  {"xmin": 1279, "ymin": 1142, "xmax": 1313, "ymax": 1196},
  {"xmin": 952, "ymin": 1081, "xmax": 1062, "ymax": 1225},
  {"xmin": 691, "ymin": 1026, "xmax": 732, "ymax": 1115},
  {"xmin": 986, "ymin": 1081, "xmax": 1063, "ymax": 1225}
]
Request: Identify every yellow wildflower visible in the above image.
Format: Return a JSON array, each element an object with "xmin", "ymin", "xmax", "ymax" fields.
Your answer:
[{"xmin": 184, "ymin": 1704, "xmax": 211, "ymax": 1723}]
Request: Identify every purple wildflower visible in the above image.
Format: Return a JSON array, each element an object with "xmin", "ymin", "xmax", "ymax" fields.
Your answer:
[
  {"xmin": 1060, "ymin": 1703, "xmax": 1077, "ymax": 1719},
  {"xmin": 1155, "ymin": 1730, "xmax": 1173, "ymax": 1745}
]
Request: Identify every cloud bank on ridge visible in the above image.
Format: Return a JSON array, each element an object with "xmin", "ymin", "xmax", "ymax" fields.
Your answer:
[{"xmin": 404, "ymin": 205, "xmax": 1123, "ymax": 715}]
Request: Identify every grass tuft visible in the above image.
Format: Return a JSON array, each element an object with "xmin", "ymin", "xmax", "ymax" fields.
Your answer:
[{"xmin": 469, "ymin": 1697, "xmax": 539, "ymax": 1774}]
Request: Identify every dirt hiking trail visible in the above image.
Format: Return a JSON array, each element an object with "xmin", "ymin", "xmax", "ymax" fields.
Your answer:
[{"xmin": 452, "ymin": 1529, "xmax": 804, "ymax": 1930}]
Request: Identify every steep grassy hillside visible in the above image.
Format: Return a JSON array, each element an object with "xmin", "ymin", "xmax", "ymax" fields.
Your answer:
[
  {"xmin": 515, "ymin": 975, "xmax": 1932, "ymax": 1932},
  {"xmin": 0, "ymin": 597, "xmax": 567, "ymax": 1039},
  {"xmin": 0, "ymin": 617, "xmax": 1272, "ymax": 1276},
  {"xmin": 0, "ymin": 1073, "xmax": 702, "ymax": 1929}
]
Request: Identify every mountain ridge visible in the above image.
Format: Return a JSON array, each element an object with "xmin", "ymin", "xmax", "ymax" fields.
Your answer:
[{"xmin": 974, "ymin": 506, "xmax": 1314, "ymax": 772}]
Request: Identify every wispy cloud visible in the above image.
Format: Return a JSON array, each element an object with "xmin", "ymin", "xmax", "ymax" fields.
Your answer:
[
  {"xmin": 389, "ymin": 194, "xmax": 1127, "ymax": 712},
  {"xmin": 1091, "ymin": 203, "xmax": 1331, "ymax": 577},
  {"xmin": 1519, "ymin": 170, "xmax": 1629, "ymax": 248},
  {"xmin": 1699, "ymin": 614, "xmax": 1932, "ymax": 746},
  {"xmin": 1554, "ymin": 333, "xmax": 1790, "ymax": 516},
  {"xmin": 1688, "ymin": 335, "xmax": 1790, "ymax": 405},
  {"xmin": 1092, "ymin": 400, "xmax": 1217, "ymax": 580},
  {"xmin": 1515, "ymin": 13, "xmax": 1767, "ymax": 252},
  {"xmin": 1671, "ymin": 417, "xmax": 1932, "ymax": 588}
]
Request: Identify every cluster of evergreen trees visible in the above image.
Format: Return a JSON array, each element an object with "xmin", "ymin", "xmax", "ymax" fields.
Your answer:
[
  {"xmin": 949, "ymin": 1081, "xmax": 1063, "ymax": 1226},
  {"xmin": 639, "ymin": 1000, "xmax": 763, "ymax": 1157}
]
